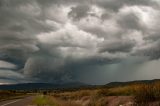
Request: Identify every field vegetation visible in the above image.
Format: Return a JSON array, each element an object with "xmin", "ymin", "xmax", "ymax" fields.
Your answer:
[
  {"xmin": 0, "ymin": 90, "xmax": 28, "ymax": 101},
  {"xmin": 1, "ymin": 81, "xmax": 160, "ymax": 106},
  {"xmin": 50, "ymin": 81, "xmax": 160, "ymax": 106}
]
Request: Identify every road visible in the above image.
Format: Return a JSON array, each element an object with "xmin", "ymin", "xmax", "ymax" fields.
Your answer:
[{"xmin": 0, "ymin": 96, "xmax": 34, "ymax": 106}]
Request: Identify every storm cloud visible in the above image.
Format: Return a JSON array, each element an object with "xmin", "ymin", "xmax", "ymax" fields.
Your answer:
[{"xmin": 0, "ymin": 0, "xmax": 160, "ymax": 84}]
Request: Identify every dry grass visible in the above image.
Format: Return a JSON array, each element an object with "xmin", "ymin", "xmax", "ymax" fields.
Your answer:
[
  {"xmin": 0, "ymin": 90, "xmax": 26, "ymax": 101},
  {"xmin": 3, "ymin": 81, "xmax": 160, "ymax": 105},
  {"xmin": 134, "ymin": 82, "xmax": 160, "ymax": 105},
  {"xmin": 52, "ymin": 89, "xmax": 133, "ymax": 106},
  {"xmin": 53, "ymin": 90, "xmax": 95, "ymax": 100},
  {"xmin": 51, "ymin": 81, "xmax": 160, "ymax": 106}
]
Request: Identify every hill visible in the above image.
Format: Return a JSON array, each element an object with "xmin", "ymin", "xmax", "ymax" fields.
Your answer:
[
  {"xmin": 105, "ymin": 79, "xmax": 160, "ymax": 87},
  {"xmin": 0, "ymin": 79, "xmax": 160, "ymax": 90},
  {"xmin": 0, "ymin": 82, "xmax": 88, "ymax": 90}
]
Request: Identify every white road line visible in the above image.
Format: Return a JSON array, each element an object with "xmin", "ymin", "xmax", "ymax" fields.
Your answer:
[{"xmin": 0, "ymin": 99, "xmax": 22, "ymax": 106}]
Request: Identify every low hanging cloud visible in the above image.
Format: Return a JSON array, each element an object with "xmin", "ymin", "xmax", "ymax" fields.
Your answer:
[{"xmin": 0, "ymin": 0, "xmax": 160, "ymax": 84}]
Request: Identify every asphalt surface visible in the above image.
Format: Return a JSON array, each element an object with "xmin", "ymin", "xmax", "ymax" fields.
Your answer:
[{"xmin": 0, "ymin": 96, "xmax": 34, "ymax": 106}]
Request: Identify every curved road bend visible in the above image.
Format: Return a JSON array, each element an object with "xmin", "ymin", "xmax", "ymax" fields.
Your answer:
[{"xmin": 0, "ymin": 96, "xmax": 35, "ymax": 106}]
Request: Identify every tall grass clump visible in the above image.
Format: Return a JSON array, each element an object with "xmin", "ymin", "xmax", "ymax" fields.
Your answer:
[{"xmin": 134, "ymin": 82, "xmax": 160, "ymax": 104}]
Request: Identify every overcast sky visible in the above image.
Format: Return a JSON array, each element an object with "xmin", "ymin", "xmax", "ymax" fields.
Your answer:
[{"xmin": 0, "ymin": 0, "xmax": 160, "ymax": 85}]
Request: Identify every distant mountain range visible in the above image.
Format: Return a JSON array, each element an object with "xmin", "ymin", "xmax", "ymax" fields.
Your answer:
[
  {"xmin": 0, "ymin": 79, "xmax": 160, "ymax": 90},
  {"xmin": 0, "ymin": 82, "xmax": 89, "ymax": 90}
]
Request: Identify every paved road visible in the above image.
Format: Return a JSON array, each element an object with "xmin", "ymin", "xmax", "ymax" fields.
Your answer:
[{"xmin": 0, "ymin": 96, "xmax": 35, "ymax": 106}]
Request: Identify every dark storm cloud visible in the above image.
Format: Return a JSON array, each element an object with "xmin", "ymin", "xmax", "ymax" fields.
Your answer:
[
  {"xmin": 0, "ymin": 0, "xmax": 160, "ymax": 84},
  {"xmin": 23, "ymin": 49, "xmax": 123, "ymax": 83},
  {"xmin": 23, "ymin": 56, "xmax": 68, "ymax": 83},
  {"xmin": 68, "ymin": 4, "xmax": 90, "ymax": 20},
  {"xmin": 95, "ymin": 0, "xmax": 158, "ymax": 12},
  {"xmin": 133, "ymin": 41, "xmax": 160, "ymax": 60},
  {"xmin": 0, "ymin": 30, "xmax": 38, "ymax": 69},
  {"xmin": 117, "ymin": 12, "xmax": 143, "ymax": 30},
  {"xmin": 99, "ymin": 40, "xmax": 135, "ymax": 53},
  {"xmin": 0, "ymin": 0, "xmax": 53, "ymax": 69}
]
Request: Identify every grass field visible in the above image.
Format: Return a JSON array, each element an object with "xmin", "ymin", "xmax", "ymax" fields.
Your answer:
[
  {"xmin": 50, "ymin": 81, "xmax": 160, "ymax": 106},
  {"xmin": 1, "ymin": 81, "xmax": 160, "ymax": 106}
]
